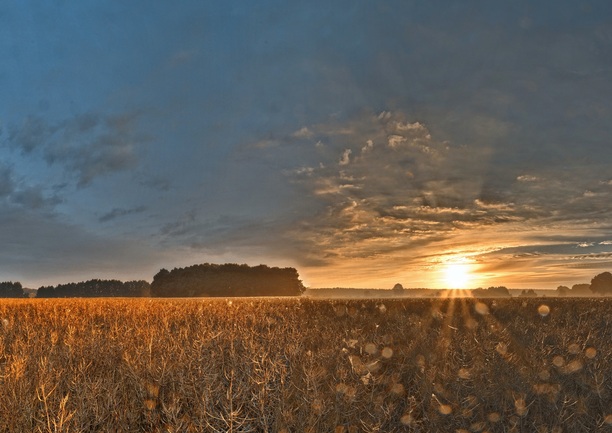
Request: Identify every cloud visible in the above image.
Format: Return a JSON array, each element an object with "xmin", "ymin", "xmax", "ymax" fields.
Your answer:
[
  {"xmin": 0, "ymin": 164, "xmax": 14, "ymax": 198},
  {"xmin": 249, "ymin": 109, "xmax": 612, "ymax": 286},
  {"xmin": 7, "ymin": 115, "xmax": 58, "ymax": 153},
  {"xmin": 517, "ymin": 175, "xmax": 539, "ymax": 182},
  {"xmin": 11, "ymin": 186, "xmax": 61, "ymax": 210},
  {"xmin": 7, "ymin": 112, "xmax": 145, "ymax": 186},
  {"xmin": 570, "ymin": 252, "xmax": 612, "ymax": 260},
  {"xmin": 0, "ymin": 163, "xmax": 60, "ymax": 211},
  {"xmin": 338, "ymin": 149, "xmax": 352, "ymax": 166},
  {"xmin": 219, "ymin": 101, "xmax": 612, "ymax": 287},
  {"xmin": 292, "ymin": 127, "xmax": 314, "ymax": 139},
  {"xmin": 279, "ymin": 111, "xmax": 497, "ymax": 265},
  {"xmin": 99, "ymin": 206, "xmax": 147, "ymax": 223},
  {"xmin": 137, "ymin": 174, "xmax": 172, "ymax": 192}
]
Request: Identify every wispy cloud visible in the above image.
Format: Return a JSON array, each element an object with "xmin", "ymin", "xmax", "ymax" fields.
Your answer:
[{"xmin": 99, "ymin": 205, "xmax": 147, "ymax": 223}]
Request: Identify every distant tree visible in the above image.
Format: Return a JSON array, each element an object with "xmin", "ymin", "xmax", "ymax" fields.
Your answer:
[
  {"xmin": 590, "ymin": 272, "xmax": 612, "ymax": 295},
  {"xmin": 556, "ymin": 286, "xmax": 570, "ymax": 297},
  {"xmin": 519, "ymin": 289, "xmax": 537, "ymax": 297},
  {"xmin": 488, "ymin": 286, "xmax": 511, "ymax": 297},
  {"xmin": 392, "ymin": 283, "xmax": 404, "ymax": 293},
  {"xmin": 0, "ymin": 281, "xmax": 26, "ymax": 298},
  {"xmin": 571, "ymin": 284, "xmax": 592, "ymax": 295},
  {"xmin": 472, "ymin": 286, "xmax": 511, "ymax": 298},
  {"xmin": 151, "ymin": 263, "xmax": 305, "ymax": 297}
]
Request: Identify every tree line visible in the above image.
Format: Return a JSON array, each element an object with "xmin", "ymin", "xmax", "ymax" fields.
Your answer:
[
  {"xmin": 0, "ymin": 263, "xmax": 305, "ymax": 298},
  {"xmin": 2, "ymin": 268, "xmax": 612, "ymax": 298},
  {"xmin": 36, "ymin": 279, "xmax": 150, "ymax": 298}
]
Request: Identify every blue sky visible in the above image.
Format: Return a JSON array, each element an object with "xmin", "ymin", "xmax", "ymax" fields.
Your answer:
[{"xmin": 2, "ymin": 1, "xmax": 612, "ymax": 289}]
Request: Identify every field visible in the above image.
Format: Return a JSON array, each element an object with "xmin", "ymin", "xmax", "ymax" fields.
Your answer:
[{"xmin": 0, "ymin": 297, "xmax": 610, "ymax": 432}]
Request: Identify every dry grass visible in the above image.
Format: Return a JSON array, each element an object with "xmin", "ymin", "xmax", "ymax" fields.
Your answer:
[{"xmin": 0, "ymin": 297, "xmax": 610, "ymax": 432}]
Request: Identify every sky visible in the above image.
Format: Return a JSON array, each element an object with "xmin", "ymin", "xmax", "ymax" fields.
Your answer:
[{"xmin": 2, "ymin": 1, "xmax": 612, "ymax": 290}]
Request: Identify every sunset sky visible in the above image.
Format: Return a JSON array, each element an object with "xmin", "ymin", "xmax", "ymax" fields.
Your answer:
[{"xmin": 2, "ymin": 1, "xmax": 612, "ymax": 290}]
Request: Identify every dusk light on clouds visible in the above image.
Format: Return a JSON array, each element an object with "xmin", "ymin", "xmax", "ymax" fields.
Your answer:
[{"xmin": 2, "ymin": 1, "xmax": 612, "ymax": 289}]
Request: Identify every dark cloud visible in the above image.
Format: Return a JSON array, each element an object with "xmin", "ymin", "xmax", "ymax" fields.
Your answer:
[
  {"xmin": 138, "ymin": 175, "xmax": 172, "ymax": 192},
  {"xmin": 0, "ymin": 163, "xmax": 60, "ymax": 211},
  {"xmin": 7, "ymin": 115, "xmax": 58, "ymax": 153},
  {"xmin": 11, "ymin": 186, "xmax": 61, "ymax": 210},
  {"xmin": 99, "ymin": 205, "xmax": 147, "ymax": 223},
  {"xmin": 7, "ymin": 112, "xmax": 145, "ymax": 186}
]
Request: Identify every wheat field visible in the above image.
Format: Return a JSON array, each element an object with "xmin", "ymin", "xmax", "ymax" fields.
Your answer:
[{"xmin": 0, "ymin": 297, "xmax": 610, "ymax": 432}]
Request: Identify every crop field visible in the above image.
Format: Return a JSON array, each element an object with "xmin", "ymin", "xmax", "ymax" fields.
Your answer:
[{"xmin": 0, "ymin": 297, "xmax": 610, "ymax": 432}]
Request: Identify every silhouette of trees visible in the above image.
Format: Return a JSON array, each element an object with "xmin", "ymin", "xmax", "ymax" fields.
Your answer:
[
  {"xmin": 571, "ymin": 284, "xmax": 592, "ymax": 295},
  {"xmin": 0, "ymin": 281, "xmax": 27, "ymax": 298},
  {"xmin": 36, "ymin": 279, "xmax": 150, "ymax": 298},
  {"xmin": 519, "ymin": 289, "xmax": 537, "ymax": 297},
  {"xmin": 556, "ymin": 285, "xmax": 570, "ymax": 296},
  {"xmin": 151, "ymin": 263, "xmax": 305, "ymax": 297},
  {"xmin": 472, "ymin": 286, "xmax": 511, "ymax": 298},
  {"xmin": 590, "ymin": 271, "xmax": 612, "ymax": 295}
]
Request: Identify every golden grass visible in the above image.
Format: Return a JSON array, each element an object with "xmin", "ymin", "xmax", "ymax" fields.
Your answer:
[{"xmin": 0, "ymin": 297, "xmax": 610, "ymax": 432}]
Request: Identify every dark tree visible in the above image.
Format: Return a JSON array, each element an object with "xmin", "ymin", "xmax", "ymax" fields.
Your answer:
[
  {"xmin": 151, "ymin": 263, "xmax": 305, "ymax": 297},
  {"xmin": 0, "ymin": 281, "xmax": 26, "ymax": 298},
  {"xmin": 519, "ymin": 289, "xmax": 537, "ymax": 297},
  {"xmin": 556, "ymin": 286, "xmax": 570, "ymax": 296},
  {"xmin": 392, "ymin": 283, "xmax": 404, "ymax": 293},
  {"xmin": 590, "ymin": 272, "xmax": 612, "ymax": 295},
  {"xmin": 123, "ymin": 280, "xmax": 151, "ymax": 297},
  {"xmin": 571, "ymin": 283, "xmax": 592, "ymax": 295}
]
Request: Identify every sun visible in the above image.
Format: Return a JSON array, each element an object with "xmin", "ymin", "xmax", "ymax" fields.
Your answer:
[{"xmin": 443, "ymin": 261, "xmax": 474, "ymax": 289}]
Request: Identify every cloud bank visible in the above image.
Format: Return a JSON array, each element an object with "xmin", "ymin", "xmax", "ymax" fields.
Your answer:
[{"xmin": 241, "ymin": 110, "xmax": 612, "ymax": 287}]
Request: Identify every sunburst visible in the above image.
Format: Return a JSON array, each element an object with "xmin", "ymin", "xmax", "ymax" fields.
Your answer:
[{"xmin": 442, "ymin": 259, "xmax": 475, "ymax": 289}]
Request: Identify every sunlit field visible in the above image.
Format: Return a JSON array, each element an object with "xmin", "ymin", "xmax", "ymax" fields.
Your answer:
[{"xmin": 0, "ymin": 297, "xmax": 610, "ymax": 432}]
